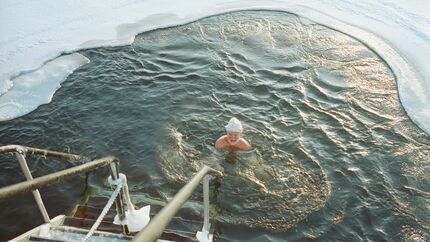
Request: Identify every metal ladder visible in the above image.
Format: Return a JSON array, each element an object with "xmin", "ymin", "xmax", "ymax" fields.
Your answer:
[{"xmin": 0, "ymin": 145, "xmax": 221, "ymax": 242}]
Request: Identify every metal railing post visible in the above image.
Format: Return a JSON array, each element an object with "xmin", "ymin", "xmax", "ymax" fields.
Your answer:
[
  {"xmin": 133, "ymin": 166, "xmax": 222, "ymax": 242},
  {"xmin": 109, "ymin": 161, "xmax": 127, "ymax": 234},
  {"xmin": 203, "ymin": 175, "xmax": 210, "ymax": 233},
  {"xmin": 15, "ymin": 150, "xmax": 51, "ymax": 223}
]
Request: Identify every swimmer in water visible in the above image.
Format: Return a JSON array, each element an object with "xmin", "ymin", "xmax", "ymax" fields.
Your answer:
[{"xmin": 215, "ymin": 117, "xmax": 251, "ymax": 151}]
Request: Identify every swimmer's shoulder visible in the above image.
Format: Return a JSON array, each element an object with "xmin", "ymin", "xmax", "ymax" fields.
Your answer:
[
  {"xmin": 215, "ymin": 135, "xmax": 228, "ymax": 149},
  {"xmin": 238, "ymin": 138, "xmax": 252, "ymax": 151}
]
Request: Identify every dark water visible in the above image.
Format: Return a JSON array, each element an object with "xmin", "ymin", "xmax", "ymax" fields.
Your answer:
[{"xmin": 1, "ymin": 11, "xmax": 429, "ymax": 241}]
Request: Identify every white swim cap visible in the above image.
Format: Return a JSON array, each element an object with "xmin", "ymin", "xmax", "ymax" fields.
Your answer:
[{"xmin": 225, "ymin": 117, "xmax": 243, "ymax": 133}]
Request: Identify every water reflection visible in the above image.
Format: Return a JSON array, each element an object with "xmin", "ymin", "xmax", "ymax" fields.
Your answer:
[{"xmin": 0, "ymin": 10, "xmax": 428, "ymax": 241}]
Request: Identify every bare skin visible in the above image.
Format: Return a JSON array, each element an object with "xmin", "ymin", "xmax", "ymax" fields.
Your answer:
[{"xmin": 215, "ymin": 132, "xmax": 251, "ymax": 151}]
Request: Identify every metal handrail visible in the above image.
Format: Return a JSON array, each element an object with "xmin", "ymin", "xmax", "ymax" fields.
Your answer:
[
  {"xmin": 133, "ymin": 165, "xmax": 222, "ymax": 242},
  {"xmin": 0, "ymin": 145, "xmax": 81, "ymax": 160},
  {"xmin": 0, "ymin": 145, "xmax": 82, "ymax": 223},
  {"xmin": 0, "ymin": 145, "xmax": 131, "ymax": 241},
  {"xmin": 0, "ymin": 155, "xmax": 118, "ymax": 200},
  {"xmin": 1, "ymin": 145, "xmax": 222, "ymax": 241}
]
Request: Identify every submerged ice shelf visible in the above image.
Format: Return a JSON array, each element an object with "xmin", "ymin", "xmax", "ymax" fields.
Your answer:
[{"xmin": 0, "ymin": 54, "xmax": 89, "ymax": 121}]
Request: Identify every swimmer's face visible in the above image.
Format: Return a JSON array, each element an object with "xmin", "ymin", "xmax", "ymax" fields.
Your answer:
[{"xmin": 226, "ymin": 131, "xmax": 241, "ymax": 145}]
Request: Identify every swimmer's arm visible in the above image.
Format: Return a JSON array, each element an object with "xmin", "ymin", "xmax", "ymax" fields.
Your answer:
[
  {"xmin": 241, "ymin": 139, "xmax": 252, "ymax": 151},
  {"xmin": 215, "ymin": 136, "xmax": 226, "ymax": 150}
]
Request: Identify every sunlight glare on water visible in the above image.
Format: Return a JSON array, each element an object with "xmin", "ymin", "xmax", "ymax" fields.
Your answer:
[{"xmin": 0, "ymin": 11, "xmax": 429, "ymax": 241}]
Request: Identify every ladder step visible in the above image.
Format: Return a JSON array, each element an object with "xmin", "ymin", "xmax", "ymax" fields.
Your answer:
[
  {"xmin": 160, "ymin": 230, "xmax": 198, "ymax": 242},
  {"xmin": 85, "ymin": 195, "xmax": 114, "ymax": 208},
  {"xmin": 31, "ymin": 225, "xmax": 132, "ymax": 242},
  {"xmin": 72, "ymin": 204, "xmax": 117, "ymax": 221},
  {"xmin": 28, "ymin": 235, "xmax": 71, "ymax": 242},
  {"xmin": 72, "ymin": 196, "xmax": 204, "ymax": 242},
  {"xmin": 63, "ymin": 216, "xmax": 123, "ymax": 234}
]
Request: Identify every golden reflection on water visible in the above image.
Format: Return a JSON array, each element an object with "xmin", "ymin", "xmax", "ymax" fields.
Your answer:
[{"xmin": 150, "ymin": 11, "xmax": 429, "ymax": 237}]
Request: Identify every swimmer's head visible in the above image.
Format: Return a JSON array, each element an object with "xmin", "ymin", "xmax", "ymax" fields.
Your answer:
[
  {"xmin": 225, "ymin": 117, "xmax": 243, "ymax": 133},
  {"xmin": 225, "ymin": 118, "xmax": 243, "ymax": 145}
]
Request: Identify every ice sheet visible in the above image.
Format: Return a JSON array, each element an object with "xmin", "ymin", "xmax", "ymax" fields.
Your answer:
[{"xmin": 0, "ymin": 53, "xmax": 89, "ymax": 121}]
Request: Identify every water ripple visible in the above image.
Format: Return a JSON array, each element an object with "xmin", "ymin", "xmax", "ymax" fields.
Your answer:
[{"xmin": 0, "ymin": 10, "xmax": 429, "ymax": 241}]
